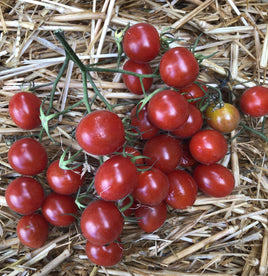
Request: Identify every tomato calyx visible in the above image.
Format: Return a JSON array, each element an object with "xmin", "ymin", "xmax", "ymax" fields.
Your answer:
[
  {"xmin": 59, "ymin": 147, "xmax": 84, "ymax": 170},
  {"xmin": 114, "ymin": 23, "xmax": 130, "ymax": 68},
  {"xmin": 75, "ymin": 179, "xmax": 95, "ymax": 211},
  {"xmin": 190, "ymin": 34, "xmax": 219, "ymax": 64},
  {"xmin": 117, "ymin": 194, "xmax": 134, "ymax": 214},
  {"xmin": 159, "ymin": 27, "xmax": 182, "ymax": 50}
]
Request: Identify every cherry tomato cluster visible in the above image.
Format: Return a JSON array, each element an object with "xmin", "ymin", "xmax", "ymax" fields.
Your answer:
[
  {"xmin": 5, "ymin": 22, "xmax": 268, "ymax": 268},
  {"xmin": 6, "ymin": 133, "xmax": 83, "ymax": 249},
  {"xmin": 6, "ymin": 95, "xmax": 84, "ymax": 248}
]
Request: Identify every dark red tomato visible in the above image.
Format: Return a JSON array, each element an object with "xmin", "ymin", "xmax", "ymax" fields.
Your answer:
[
  {"xmin": 123, "ymin": 23, "xmax": 160, "ymax": 63},
  {"xmin": 193, "ymin": 163, "xmax": 235, "ymax": 197},
  {"xmin": 5, "ymin": 177, "xmax": 45, "ymax": 215},
  {"xmin": 9, "ymin": 92, "xmax": 41, "ymax": 130},
  {"xmin": 206, "ymin": 103, "xmax": 240, "ymax": 133},
  {"xmin": 189, "ymin": 129, "xmax": 228, "ymax": 165},
  {"xmin": 115, "ymin": 146, "xmax": 144, "ymax": 165},
  {"xmin": 16, "ymin": 213, "xmax": 49, "ymax": 249},
  {"xmin": 8, "ymin": 138, "xmax": 48, "ymax": 176},
  {"xmin": 240, "ymin": 86, "xmax": 268, "ymax": 117},
  {"xmin": 159, "ymin": 47, "xmax": 199, "ymax": 88},
  {"xmin": 179, "ymin": 82, "xmax": 207, "ymax": 106},
  {"xmin": 135, "ymin": 201, "xmax": 167, "ymax": 233},
  {"xmin": 80, "ymin": 200, "xmax": 124, "ymax": 245},
  {"xmin": 179, "ymin": 141, "xmax": 198, "ymax": 168},
  {"xmin": 122, "ymin": 59, "xmax": 153, "ymax": 95},
  {"xmin": 130, "ymin": 104, "xmax": 159, "ymax": 140},
  {"xmin": 85, "ymin": 240, "xmax": 124, "ymax": 267},
  {"xmin": 147, "ymin": 90, "xmax": 190, "ymax": 131},
  {"xmin": 41, "ymin": 193, "xmax": 78, "ymax": 227},
  {"xmin": 171, "ymin": 104, "xmax": 203, "ymax": 138},
  {"xmin": 94, "ymin": 155, "xmax": 138, "ymax": 201},
  {"xmin": 165, "ymin": 169, "xmax": 198, "ymax": 209},
  {"xmin": 76, "ymin": 110, "xmax": 125, "ymax": 156},
  {"xmin": 133, "ymin": 166, "xmax": 169, "ymax": 206},
  {"xmin": 46, "ymin": 160, "xmax": 84, "ymax": 195},
  {"xmin": 143, "ymin": 134, "xmax": 182, "ymax": 173}
]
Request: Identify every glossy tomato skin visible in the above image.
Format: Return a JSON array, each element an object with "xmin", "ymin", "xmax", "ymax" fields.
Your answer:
[
  {"xmin": 165, "ymin": 170, "xmax": 198, "ymax": 209},
  {"xmin": 179, "ymin": 82, "xmax": 207, "ymax": 106},
  {"xmin": 189, "ymin": 129, "xmax": 228, "ymax": 165},
  {"xmin": 16, "ymin": 213, "xmax": 49, "ymax": 249},
  {"xmin": 123, "ymin": 23, "xmax": 160, "ymax": 63},
  {"xmin": 8, "ymin": 138, "xmax": 48, "ymax": 176},
  {"xmin": 159, "ymin": 47, "xmax": 199, "ymax": 88},
  {"xmin": 134, "ymin": 166, "xmax": 169, "ymax": 206},
  {"xmin": 122, "ymin": 60, "xmax": 153, "ymax": 95},
  {"xmin": 148, "ymin": 90, "xmax": 190, "ymax": 131},
  {"xmin": 130, "ymin": 104, "xmax": 159, "ymax": 140},
  {"xmin": 178, "ymin": 140, "xmax": 198, "ymax": 168},
  {"xmin": 5, "ymin": 177, "xmax": 45, "ymax": 215},
  {"xmin": 143, "ymin": 134, "xmax": 182, "ymax": 173},
  {"xmin": 41, "ymin": 193, "xmax": 78, "ymax": 227},
  {"xmin": 172, "ymin": 104, "xmax": 203, "ymax": 138},
  {"xmin": 94, "ymin": 155, "xmax": 138, "ymax": 201},
  {"xmin": 193, "ymin": 163, "xmax": 235, "ymax": 197},
  {"xmin": 240, "ymin": 86, "xmax": 268, "ymax": 117},
  {"xmin": 46, "ymin": 160, "xmax": 84, "ymax": 195},
  {"xmin": 85, "ymin": 240, "xmax": 124, "ymax": 267},
  {"xmin": 76, "ymin": 110, "xmax": 125, "ymax": 156},
  {"xmin": 135, "ymin": 201, "xmax": 167, "ymax": 233},
  {"xmin": 9, "ymin": 92, "xmax": 41, "ymax": 130},
  {"xmin": 206, "ymin": 103, "xmax": 240, "ymax": 133},
  {"xmin": 80, "ymin": 200, "xmax": 124, "ymax": 245}
]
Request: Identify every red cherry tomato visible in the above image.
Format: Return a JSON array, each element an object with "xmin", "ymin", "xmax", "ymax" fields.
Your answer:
[
  {"xmin": 193, "ymin": 163, "xmax": 235, "ymax": 197},
  {"xmin": 76, "ymin": 110, "xmax": 125, "ymax": 156},
  {"xmin": 46, "ymin": 160, "xmax": 84, "ymax": 195},
  {"xmin": 123, "ymin": 23, "xmax": 160, "ymax": 63},
  {"xmin": 80, "ymin": 200, "xmax": 124, "ymax": 245},
  {"xmin": 165, "ymin": 169, "xmax": 198, "ymax": 209},
  {"xmin": 5, "ymin": 177, "xmax": 45, "ymax": 215},
  {"xmin": 94, "ymin": 155, "xmax": 138, "ymax": 201},
  {"xmin": 8, "ymin": 138, "xmax": 48, "ymax": 176},
  {"xmin": 135, "ymin": 202, "xmax": 167, "ymax": 233},
  {"xmin": 171, "ymin": 104, "xmax": 203, "ymax": 138},
  {"xmin": 205, "ymin": 102, "xmax": 240, "ymax": 133},
  {"xmin": 178, "ymin": 141, "xmax": 198, "ymax": 168},
  {"xmin": 133, "ymin": 166, "xmax": 169, "ymax": 206},
  {"xmin": 189, "ymin": 129, "xmax": 228, "ymax": 165},
  {"xmin": 143, "ymin": 134, "xmax": 182, "ymax": 173},
  {"xmin": 179, "ymin": 82, "xmax": 207, "ymax": 106},
  {"xmin": 130, "ymin": 104, "xmax": 159, "ymax": 140},
  {"xmin": 122, "ymin": 59, "xmax": 153, "ymax": 95},
  {"xmin": 85, "ymin": 240, "xmax": 124, "ymax": 267},
  {"xmin": 240, "ymin": 86, "xmax": 268, "ymax": 117},
  {"xmin": 41, "ymin": 193, "xmax": 78, "ymax": 227},
  {"xmin": 159, "ymin": 47, "xmax": 199, "ymax": 88},
  {"xmin": 148, "ymin": 90, "xmax": 190, "ymax": 131},
  {"xmin": 9, "ymin": 92, "xmax": 41, "ymax": 130},
  {"xmin": 16, "ymin": 213, "xmax": 49, "ymax": 249}
]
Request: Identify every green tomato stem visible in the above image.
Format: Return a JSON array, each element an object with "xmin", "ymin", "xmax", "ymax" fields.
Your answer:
[{"xmin": 239, "ymin": 122, "xmax": 268, "ymax": 142}]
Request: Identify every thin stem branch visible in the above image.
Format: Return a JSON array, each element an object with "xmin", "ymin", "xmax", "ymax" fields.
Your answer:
[{"xmin": 240, "ymin": 122, "xmax": 268, "ymax": 142}]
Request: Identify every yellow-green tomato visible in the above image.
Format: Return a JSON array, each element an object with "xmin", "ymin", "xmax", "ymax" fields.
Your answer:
[{"xmin": 206, "ymin": 102, "xmax": 240, "ymax": 133}]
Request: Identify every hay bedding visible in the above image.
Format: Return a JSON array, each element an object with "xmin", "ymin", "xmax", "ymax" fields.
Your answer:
[{"xmin": 0, "ymin": 0, "xmax": 268, "ymax": 275}]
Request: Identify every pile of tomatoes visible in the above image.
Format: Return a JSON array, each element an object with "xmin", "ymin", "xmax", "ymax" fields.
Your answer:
[{"xmin": 5, "ymin": 22, "xmax": 268, "ymax": 267}]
